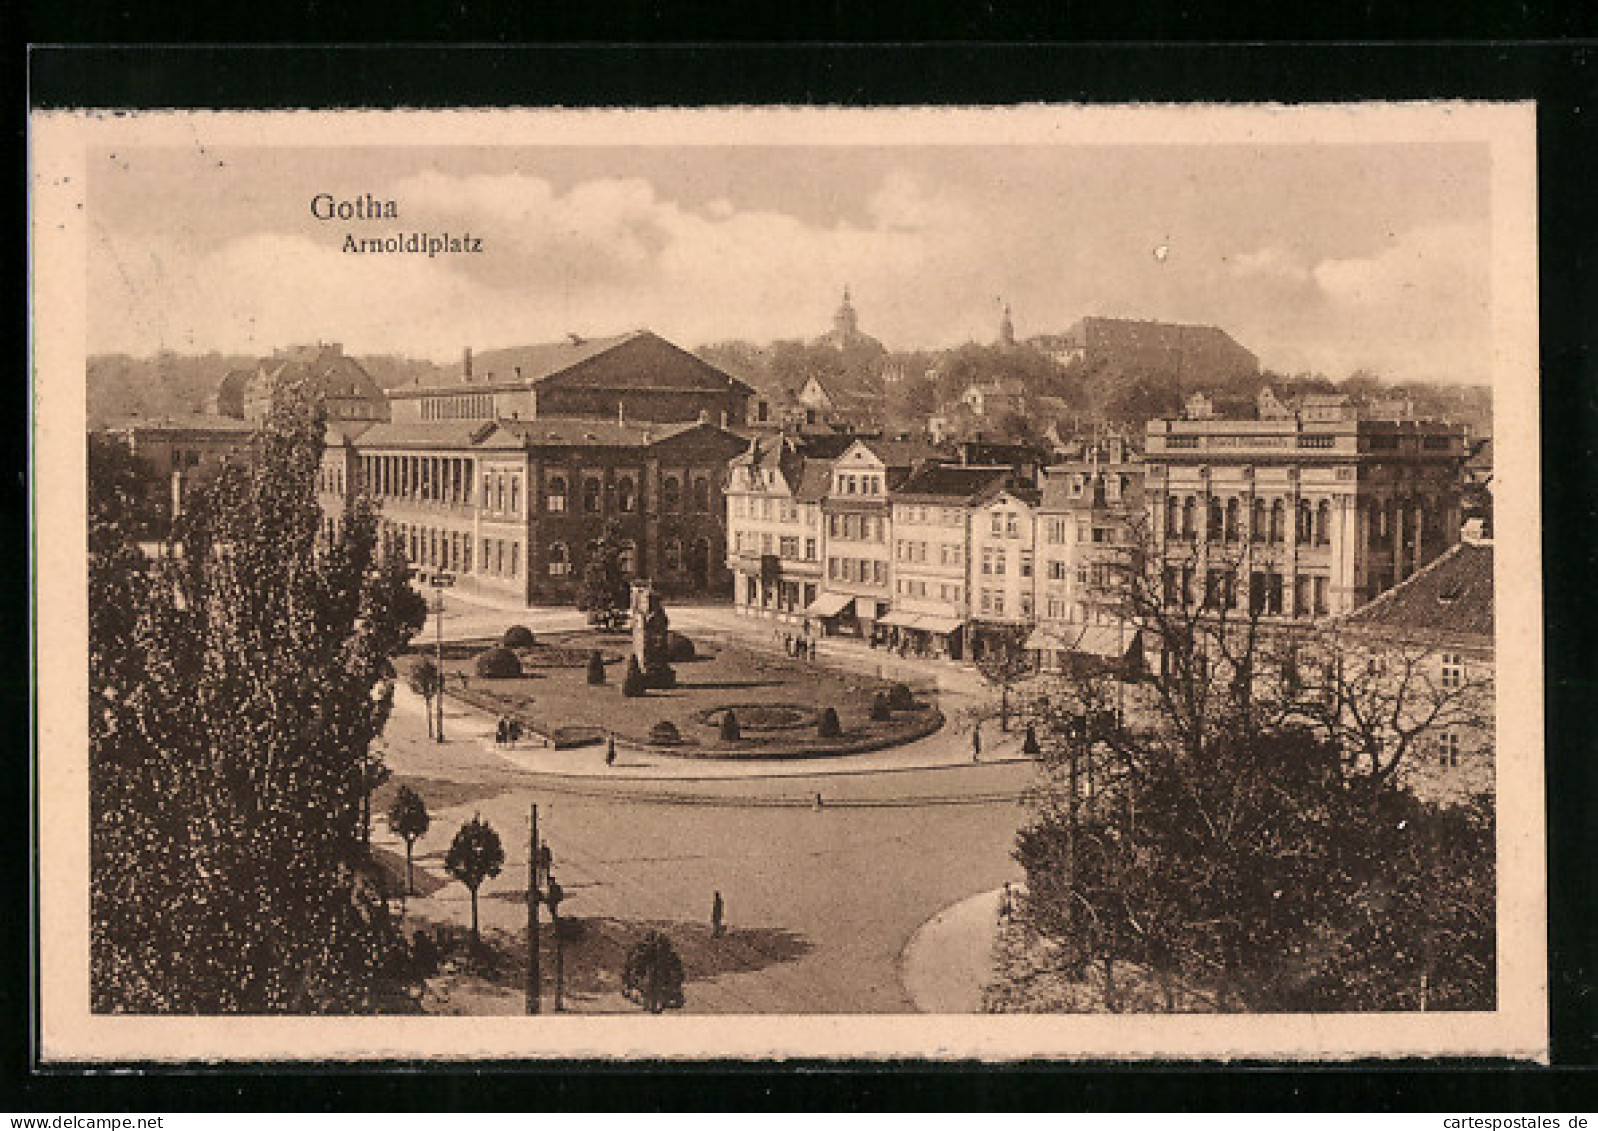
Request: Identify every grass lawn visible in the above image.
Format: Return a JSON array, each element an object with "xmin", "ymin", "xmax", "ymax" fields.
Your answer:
[{"xmin": 398, "ymin": 629, "xmax": 942, "ymax": 758}]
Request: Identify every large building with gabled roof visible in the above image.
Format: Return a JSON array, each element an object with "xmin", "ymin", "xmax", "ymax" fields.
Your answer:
[{"xmin": 387, "ymin": 329, "xmax": 754, "ymax": 428}]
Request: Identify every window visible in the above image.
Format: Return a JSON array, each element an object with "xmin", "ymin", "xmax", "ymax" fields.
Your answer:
[
  {"xmin": 995, "ymin": 551, "xmax": 1007, "ymax": 575},
  {"xmin": 510, "ymin": 543, "xmax": 519, "ymax": 577},
  {"xmin": 509, "ymin": 476, "xmax": 520, "ymax": 515},
  {"xmin": 663, "ymin": 476, "xmax": 681, "ymax": 511},
  {"xmin": 617, "ymin": 476, "xmax": 636, "ymax": 513},
  {"xmin": 1315, "ymin": 499, "xmax": 1332, "ymax": 546},
  {"xmin": 1252, "ymin": 498, "xmax": 1267, "ymax": 543},
  {"xmin": 1005, "ymin": 512, "xmax": 1019, "ymax": 537},
  {"xmin": 618, "ymin": 543, "xmax": 637, "ymax": 575},
  {"xmin": 583, "ymin": 477, "xmax": 602, "ymax": 513},
  {"xmin": 780, "ymin": 536, "xmax": 799, "ymax": 559},
  {"xmin": 979, "ymin": 590, "xmax": 992, "ymax": 613},
  {"xmin": 1225, "ymin": 497, "xmax": 1241, "ymax": 543},
  {"xmin": 1438, "ymin": 729, "xmax": 1462, "ymax": 767},
  {"xmin": 1441, "ymin": 652, "xmax": 1464, "ymax": 689},
  {"xmin": 761, "ymin": 533, "xmax": 773, "ymax": 554},
  {"xmin": 981, "ymin": 548, "xmax": 993, "ymax": 575},
  {"xmin": 548, "ymin": 542, "xmax": 570, "ymax": 576},
  {"xmin": 546, "ymin": 475, "xmax": 567, "ymax": 513},
  {"xmin": 993, "ymin": 593, "xmax": 1006, "ymax": 616},
  {"xmin": 1048, "ymin": 561, "xmax": 1067, "ymax": 581},
  {"xmin": 1020, "ymin": 594, "xmax": 1033, "ymax": 617},
  {"xmin": 665, "ymin": 539, "xmax": 682, "ymax": 571},
  {"xmin": 1297, "ymin": 500, "xmax": 1313, "ymax": 545},
  {"xmin": 991, "ymin": 513, "xmax": 1003, "ymax": 536},
  {"xmin": 1020, "ymin": 551, "xmax": 1034, "ymax": 578},
  {"xmin": 496, "ymin": 539, "xmax": 505, "ymax": 575},
  {"xmin": 873, "ymin": 561, "xmax": 886, "ymax": 585}
]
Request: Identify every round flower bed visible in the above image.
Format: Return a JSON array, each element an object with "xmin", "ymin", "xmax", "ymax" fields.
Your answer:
[{"xmin": 690, "ymin": 703, "xmax": 819, "ymax": 732}]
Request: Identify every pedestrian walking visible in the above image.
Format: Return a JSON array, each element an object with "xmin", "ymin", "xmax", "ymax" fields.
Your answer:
[
  {"xmin": 1000, "ymin": 881, "xmax": 1013, "ymax": 922},
  {"xmin": 507, "ymin": 718, "xmax": 522, "ymax": 749},
  {"xmin": 809, "ymin": 638, "xmax": 817, "ymax": 662},
  {"xmin": 711, "ymin": 890, "xmax": 725, "ymax": 938},
  {"xmin": 972, "ymin": 720, "xmax": 982, "ymax": 762},
  {"xmin": 605, "ymin": 733, "xmax": 617, "ymax": 766},
  {"xmin": 495, "ymin": 716, "xmax": 507, "ymax": 746}
]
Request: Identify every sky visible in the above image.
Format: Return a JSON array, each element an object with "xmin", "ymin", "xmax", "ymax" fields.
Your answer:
[{"xmin": 86, "ymin": 142, "xmax": 1494, "ymax": 384}]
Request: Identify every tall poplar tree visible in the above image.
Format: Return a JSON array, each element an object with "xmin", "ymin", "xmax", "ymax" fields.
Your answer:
[{"xmin": 89, "ymin": 380, "xmax": 427, "ymax": 1013}]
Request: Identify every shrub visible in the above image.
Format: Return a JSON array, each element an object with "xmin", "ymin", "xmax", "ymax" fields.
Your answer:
[
  {"xmin": 719, "ymin": 710, "xmax": 741, "ymax": 742},
  {"xmin": 870, "ymin": 692, "xmax": 892, "ymax": 722},
  {"xmin": 586, "ymin": 649, "xmax": 606, "ymax": 685},
  {"xmin": 666, "ymin": 631, "xmax": 697, "ymax": 662},
  {"xmin": 818, "ymin": 707, "xmax": 842, "ymax": 738},
  {"xmin": 649, "ymin": 721, "xmax": 682, "ymax": 745},
  {"xmin": 622, "ymin": 931, "xmax": 685, "ymax": 1013},
  {"xmin": 888, "ymin": 682, "xmax": 916, "ymax": 711},
  {"xmin": 502, "ymin": 625, "xmax": 536, "ymax": 649},
  {"xmin": 621, "ymin": 655, "xmax": 647, "ymax": 698},
  {"xmin": 475, "ymin": 646, "xmax": 522, "ymax": 679},
  {"xmin": 648, "ymin": 664, "xmax": 678, "ymax": 690}
]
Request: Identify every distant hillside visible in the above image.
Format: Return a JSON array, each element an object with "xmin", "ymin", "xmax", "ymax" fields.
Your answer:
[{"xmin": 87, "ymin": 350, "xmax": 454, "ymax": 424}]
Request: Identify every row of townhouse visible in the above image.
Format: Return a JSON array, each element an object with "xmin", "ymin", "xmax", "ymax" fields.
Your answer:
[
  {"xmin": 727, "ymin": 431, "xmax": 1149, "ymax": 666},
  {"xmin": 728, "ymin": 402, "xmax": 1470, "ymax": 672}
]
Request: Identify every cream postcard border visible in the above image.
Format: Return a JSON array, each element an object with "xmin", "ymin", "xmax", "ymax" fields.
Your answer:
[{"xmin": 31, "ymin": 103, "xmax": 1546, "ymax": 1062}]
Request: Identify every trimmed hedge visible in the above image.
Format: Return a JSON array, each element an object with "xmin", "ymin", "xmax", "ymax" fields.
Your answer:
[
  {"xmin": 818, "ymin": 707, "xmax": 842, "ymax": 738},
  {"xmin": 621, "ymin": 656, "xmax": 647, "ymax": 698},
  {"xmin": 475, "ymin": 647, "xmax": 523, "ymax": 679},
  {"xmin": 719, "ymin": 710, "xmax": 741, "ymax": 742},
  {"xmin": 888, "ymin": 682, "xmax": 916, "ymax": 711},
  {"xmin": 666, "ymin": 631, "xmax": 697, "ymax": 662},
  {"xmin": 586, "ymin": 649, "xmax": 606, "ymax": 685},
  {"xmin": 649, "ymin": 721, "xmax": 683, "ymax": 745},
  {"xmin": 870, "ymin": 692, "xmax": 892, "ymax": 722},
  {"xmin": 502, "ymin": 625, "xmax": 536, "ymax": 649}
]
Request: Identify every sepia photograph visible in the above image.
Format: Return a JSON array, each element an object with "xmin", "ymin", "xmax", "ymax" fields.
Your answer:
[{"xmin": 31, "ymin": 103, "xmax": 1545, "ymax": 1062}]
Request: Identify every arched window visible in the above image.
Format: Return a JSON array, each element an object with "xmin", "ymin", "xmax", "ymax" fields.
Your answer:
[
  {"xmin": 546, "ymin": 475, "xmax": 567, "ymax": 513},
  {"xmin": 1297, "ymin": 500, "xmax": 1313, "ymax": 545},
  {"xmin": 1315, "ymin": 500, "xmax": 1331, "ymax": 546},
  {"xmin": 1165, "ymin": 496, "xmax": 1180, "ymax": 538},
  {"xmin": 583, "ymin": 477, "xmax": 602, "ymax": 513},
  {"xmin": 1182, "ymin": 496, "xmax": 1196, "ymax": 540},
  {"xmin": 617, "ymin": 475, "xmax": 636, "ymax": 513},
  {"xmin": 1251, "ymin": 498, "xmax": 1267, "ymax": 543},
  {"xmin": 1207, "ymin": 498, "xmax": 1224, "ymax": 543},
  {"xmin": 664, "ymin": 538, "xmax": 682, "ymax": 572},
  {"xmin": 1270, "ymin": 499, "xmax": 1286, "ymax": 544},
  {"xmin": 692, "ymin": 476, "xmax": 711, "ymax": 513},
  {"xmin": 1225, "ymin": 497, "xmax": 1241, "ymax": 542},
  {"xmin": 662, "ymin": 475, "xmax": 681, "ymax": 511}
]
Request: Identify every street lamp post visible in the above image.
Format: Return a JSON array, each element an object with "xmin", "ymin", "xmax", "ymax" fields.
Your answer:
[{"xmin": 430, "ymin": 572, "xmax": 455, "ymax": 743}]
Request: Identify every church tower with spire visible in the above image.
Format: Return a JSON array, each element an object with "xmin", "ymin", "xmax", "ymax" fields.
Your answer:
[
  {"xmin": 833, "ymin": 285, "xmax": 860, "ymax": 341},
  {"xmin": 998, "ymin": 302, "xmax": 1016, "ymax": 348}
]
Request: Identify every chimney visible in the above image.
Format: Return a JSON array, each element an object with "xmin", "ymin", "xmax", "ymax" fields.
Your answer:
[{"xmin": 463, "ymin": 347, "xmax": 473, "ymax": 380}]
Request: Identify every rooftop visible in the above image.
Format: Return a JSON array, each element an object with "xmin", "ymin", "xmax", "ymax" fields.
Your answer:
[
  {"xmin": 893, "ymin": 463, "xmax": 1015, "ymax": 502},
  {"xmin": 1341, "ymin": 541, "xmax": 1494, "ymax": 640}
]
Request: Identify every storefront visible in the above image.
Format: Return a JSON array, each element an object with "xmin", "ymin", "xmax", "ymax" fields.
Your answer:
[
  {"xmin": 878, "ymin": 610, "xmax": 967, "ymax": 660},
  {"xmin": 1026, "ymin": 622, "xmax": 1148, "ymax": 679}
]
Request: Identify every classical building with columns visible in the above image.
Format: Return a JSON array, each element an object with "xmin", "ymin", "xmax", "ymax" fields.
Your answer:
[
  {"xmin": 1143, "ymin": 399, "xmax": 1466, "ymax": 620},
  {"xmin": 317, "ymin": 416, "xmax": 747, "ymax": 605}
]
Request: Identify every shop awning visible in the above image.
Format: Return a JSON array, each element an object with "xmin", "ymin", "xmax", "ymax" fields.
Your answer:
[
  {"xmin": 916, "ymin": 614, "xmax": 965, "ymax": 636},
  {"xmin": 805, "ymin": 591, "xmax": 853, "ymax": 618},
  {"xmin": 878, "ymin": 610, "xmax": 922, "ymax": 629},
  {"xmin": 1028, "ymin": 624, "xmax": 1141, "ymax": 659}
]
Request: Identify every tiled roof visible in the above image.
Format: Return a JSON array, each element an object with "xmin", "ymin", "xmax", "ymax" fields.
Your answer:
[
  {"xmin": 498, "ymin": 417, "xmax": 701, "ymax": 448},
  {"xmin": 794, "ymin": 462, "xmax": 833, "ymax": 502},
  {"xmin": 396, "ymin": 331, "xmax": 753, "ymax": 396},
  {"xmin": 345, "ymin": 420, "xmax": 506, "ymax": 449},
  {"xmin": 854, "ymin": 438, "xmax": 943, "ymax": 468},
  {"xmin": 1341, "ymin": 541, "xmax": 1494, "ymax": 640},
  {"xmin": 893, "ymin": 463, "xmax": 1013, "ymax": 502}
]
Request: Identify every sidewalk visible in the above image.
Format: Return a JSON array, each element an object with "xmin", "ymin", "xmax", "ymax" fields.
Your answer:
[
  {"xmin": 392, "ymin": 682, "xmax": 1033, "ymax": 782},
  {"xmin": 899, "ymin": 887, "xmax": 1013, "ymax": 1013}
]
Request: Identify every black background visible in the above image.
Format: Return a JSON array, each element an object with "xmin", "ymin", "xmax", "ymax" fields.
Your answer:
[{"xmin": 9, "ymin": 22, "xmax": 1598, "ymax": 1113}]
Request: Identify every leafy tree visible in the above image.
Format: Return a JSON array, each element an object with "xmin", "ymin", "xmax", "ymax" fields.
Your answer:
[
  {"xmin": 1010, "ymin": 521, "xmax": 1494, "ymax": 1011},
  {"xmin": 502, "ymin": 625, "xmax": 536, "ymax": 648},
  {"xmin": 622, "ymin": 931, "xmax": 686, "ymax": 1013},
  {"xmin": 576, "ymin": 519, "xmax": 631, "ymax": 627},
  {"xmin": 408, "ymin": 658, "xmax": 443, "ymax": 738},
  {"xmin": 475, "ymin": 646, "xmax": 522, "ymax": 679},
  {"xmin": 387, "ymin": 786, "xmax": 431, "ymax": 896},
  {"xmin": 88, "ymin": 378, "xmax": 427, "ymax": 1013},
  {"xmin": 870, "ymin": 693, "xmax": 892, "ymax": 722},
  {"xmin": 976, "ymin": 637, "xmax": 1032, "ymax": 731},
  {"xmin": 444, "ymin": 815, "xmax": 505, "ymax": 944},
  {"xmin": 719, "ymin": 710, "xmax": 741, "ymax": 741}
]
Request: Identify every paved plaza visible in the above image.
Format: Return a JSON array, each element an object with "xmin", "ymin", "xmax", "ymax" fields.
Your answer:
[{"xmin": 374, "ymin": 591, "xmax": 1032, "ymax": 1014}]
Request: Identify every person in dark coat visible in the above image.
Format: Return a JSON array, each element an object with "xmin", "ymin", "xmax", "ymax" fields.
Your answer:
[
  {"xmin": 605, "ymin": 733, "xmax": 617, "ymax": 766},
  {"xmin": 711, "ymin": 890, "xmax": 725, "ymax": 938},
  {"xmin": 495, "ymin": 716, "xmax": 507, "ymax": 746},
  {"xmin": 972, "ymin": 721, "xmax": 982, "ymax": 762}
]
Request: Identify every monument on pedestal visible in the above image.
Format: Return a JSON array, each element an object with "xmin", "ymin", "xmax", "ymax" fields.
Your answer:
[{"xmin": 630, "ymin": 580, "xmax": 676, "ymax": 690}]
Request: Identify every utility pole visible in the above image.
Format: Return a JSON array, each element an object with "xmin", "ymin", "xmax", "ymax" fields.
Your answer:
[
  {"xmin": 430, "ymin": 572, "xmax": 455, "ymax": 742},
  {"xmin": 526, "ymin": 802, "xmax": 540, "ymax": 1014}
]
